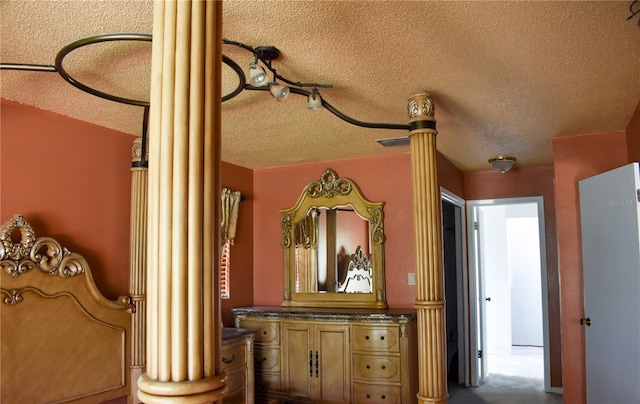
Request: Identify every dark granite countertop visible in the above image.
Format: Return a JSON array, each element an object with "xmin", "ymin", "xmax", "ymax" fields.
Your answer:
[
  {"xmin": 222, "ymin": 326, "xmax": 256, "ymax": 344},
  {"xmin": 231, "ymin": 306, "xmax": 417, "ymax": 323}
]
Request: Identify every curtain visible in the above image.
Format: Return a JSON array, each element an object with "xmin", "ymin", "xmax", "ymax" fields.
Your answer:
[
  {"xmin": 221, "ymin": 188, "xmax": 242, "ymax": 245},
  {"xmin": 294, "ymin": 208, "xmax": 319, "ymax": 292},
  {"xmin": 294, "ymin": 207, "xmax": 319, "ymax": 248}
]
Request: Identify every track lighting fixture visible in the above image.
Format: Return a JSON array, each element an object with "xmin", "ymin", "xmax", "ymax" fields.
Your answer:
[
  {"xmin": 307, "ymin": 87, "xmax": 322, "ymax": 110},
  {"xmin": 488, "ymin": 156, "xmax": 517, "ymax": 173},
  {"xmin": 1, "ymin": 34, "xmax": 412, "ymax": 136}
]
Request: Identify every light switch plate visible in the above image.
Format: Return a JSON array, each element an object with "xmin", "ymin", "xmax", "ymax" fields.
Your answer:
[{"xmin": 408, "ymin": 273, "xmax": 416, "ymax": 285}]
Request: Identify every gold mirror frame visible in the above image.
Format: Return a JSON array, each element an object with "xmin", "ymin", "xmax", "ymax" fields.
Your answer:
[{"xmin": 280, "ymin": 169, "xmax": 387, "ymax": 309}]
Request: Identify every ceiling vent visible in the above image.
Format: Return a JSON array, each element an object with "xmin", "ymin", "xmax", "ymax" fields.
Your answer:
[{"xmin": 376, "ymin": 137, "xmax": 410, "ymax": 147}]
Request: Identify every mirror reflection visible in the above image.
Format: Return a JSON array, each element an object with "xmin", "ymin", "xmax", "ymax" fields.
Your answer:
[{"xmin": 293, "ymin": 205, "xmax": 371, "ymax": 294}]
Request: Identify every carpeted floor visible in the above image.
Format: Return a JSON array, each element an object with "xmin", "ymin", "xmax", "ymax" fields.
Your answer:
[{"xmin": 448, "ymin": 346, "xmax": 563, "ymax": 404}]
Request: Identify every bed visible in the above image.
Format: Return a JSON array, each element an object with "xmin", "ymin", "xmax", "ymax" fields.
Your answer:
[{"xmin": 0, "ymin": 214, "xmax": 134, "ymax": 403}]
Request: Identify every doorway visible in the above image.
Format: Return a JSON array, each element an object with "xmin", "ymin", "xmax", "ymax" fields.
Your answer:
[
  {"xmin": 441, "ymin": 188, "xmax": 467, "ymax": 386},
  {"xmin": 466, "ymin": 197, "xmax": 552, "ymax": 392}
]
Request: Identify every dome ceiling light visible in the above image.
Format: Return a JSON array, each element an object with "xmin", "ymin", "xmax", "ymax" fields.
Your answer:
[{"xmin": 488, "ymin": 156, "xmax": 517, "ymax": 173}]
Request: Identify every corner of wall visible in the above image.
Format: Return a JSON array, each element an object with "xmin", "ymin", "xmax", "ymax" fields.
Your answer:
[{"xmin": 626, "ymin": 98, "xmax": 640, "ymax": 162}]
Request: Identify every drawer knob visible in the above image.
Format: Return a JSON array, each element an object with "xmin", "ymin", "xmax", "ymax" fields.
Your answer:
[
  {"xmin": 366, "ymin": 364, "xmax": 371, "ymax": 369},
  {"xmin": 380, "ymin": 336, "xmax": 385, "ymax": 340},
  {"xmin": 365, "ymin": 335, "xmax": 370, "ymax": 340},
  {"xmin": 262, "ymin": 330, "xmax": 267, "ymax": 335},
  {"xmin": 366, "ymin": 394, "xmax": 371, "ymax": 399},
  {"xmin": 381, "ymin": 395, "xmax": 386, "ymax": 399},
  {"xmin": 222, "ymin": 354, "xmax": 235, "ymax": 364},
  {"xmin": 382, "ymin": 365, "xmax": 386, "ymax": 370}
]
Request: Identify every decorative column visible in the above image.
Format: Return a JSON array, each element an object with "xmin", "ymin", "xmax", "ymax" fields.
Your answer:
[
  {"xmin": 138, "ymin": 1, "xmax": 224, "ymax": 403},
  {"xmin": 129, "ymin": 137, "xmax": 148, "ymax": 404},
  {"xmin": 408, "ymin": 92, "xmax": 448, "ymax": 403}
]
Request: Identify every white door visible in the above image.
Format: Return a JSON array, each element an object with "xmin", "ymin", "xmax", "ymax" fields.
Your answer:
[
  {"xmin": 477, "ymin": 209, "xmax": 489, "ymax": 382},
  {"xmin": 579, "ymin": 163, "xmax": 640, "ymax": 403},
  {"xmin": 482, "ymin": 205, "xmax": 512, "ymax": 356},
  {"xmin": 467, "ymin": 206, "xmax": 487, "ymax": 386}
]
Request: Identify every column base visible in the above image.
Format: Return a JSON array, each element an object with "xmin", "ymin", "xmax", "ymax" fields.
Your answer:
[
  {"xmin": 417, "ymin": 393, "xmax": 449, "ymax": 404},
  {"xmin": 138, "ymin": 372, "xmax": 227, "ymax": 403}
]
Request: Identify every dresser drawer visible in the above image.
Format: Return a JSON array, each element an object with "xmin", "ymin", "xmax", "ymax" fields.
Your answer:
[
  {"xmin": 353, "ymin": 383, "xmax": 402, "ymax": 403},
  {"xmin": 240, "ymin": 319, "xmax": 280, "ymax": 345},
  {"xmin": 255, "ymin": 372, "xmax": 281, "ymax": 394},
  {"xmin": 254, "ymin": 347, "xmax": 281, "ymax": 372},
  {"xmin": 353, "ymin": 354, "xmax": 401, "ymax": 383},
  {"xmin": 352, "ymin": 325, "xmax": 399, "ymax": 353},
  {"xmin": 221, "ymin": 341, "xmax": 247, "ymax": 370},
  {"xmin": 224, "ymin": 367, "xmax": 247, "ymax": 396},
  {"xmin": 222, "ymin": 388, "xmax": 245, "ymax": 404}
]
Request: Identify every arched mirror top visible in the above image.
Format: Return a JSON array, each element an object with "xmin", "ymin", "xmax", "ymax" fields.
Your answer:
[{"xmin": 280, "ymin": 168, "xmax": 387, "ymax": 309}]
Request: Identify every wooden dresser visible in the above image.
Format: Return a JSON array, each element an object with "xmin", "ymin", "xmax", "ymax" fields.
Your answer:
[
  {"xmin": 222, "ymin": 327, "xmax": 256, "ymax": 404},
  {"xmin": 232, "ymin": 307, "xmax": 418, "ymax": 404}
]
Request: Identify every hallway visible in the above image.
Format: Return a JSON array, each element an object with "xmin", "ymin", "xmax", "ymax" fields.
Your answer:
[{"xmin": 448, "ymin": 347, "xmax": 563, "ymax": 403}]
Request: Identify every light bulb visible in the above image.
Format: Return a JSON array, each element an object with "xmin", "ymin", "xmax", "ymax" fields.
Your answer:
[
  {"xmin": 249, "ymin": 62, "xmax": 268, "ymax": 87},
  {"xmin": 308, "ymin": 92, "xmax": 322, "ymax": 110},
  {"xmin": 270, "ymin": 84, "xmax": 289, "ymax": 101}
]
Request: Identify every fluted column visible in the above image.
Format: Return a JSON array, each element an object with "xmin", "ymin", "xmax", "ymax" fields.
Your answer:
[
  {"xmin": 138, "ymin": 1, "xmax": 224, "ymax": 403},
  {"xmin": 130, "ymin": 137, "xmax": 148, "ymax": 404},
  {"xmin": 408, "ymin": 92, "xmax": 448, "ymax": 403}
]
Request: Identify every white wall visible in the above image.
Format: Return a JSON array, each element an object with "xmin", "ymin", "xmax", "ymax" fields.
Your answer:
[{"xmin": 508, "ymin": 216, "xmax": 543, "ymax": 346}]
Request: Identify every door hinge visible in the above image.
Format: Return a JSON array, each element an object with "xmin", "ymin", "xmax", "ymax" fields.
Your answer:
[
  {"xmin": 478, "ymin": 350, "xmax": 483, "ymax": 359},
  {"xmin": 637, "ymin": 189, "xmax": 639, "ymax": 203},
  {"xmin": 474, "ymin": 221, "xmax": 479, "ymax": 230}
]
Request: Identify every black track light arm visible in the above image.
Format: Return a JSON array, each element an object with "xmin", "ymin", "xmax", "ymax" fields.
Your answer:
[
  {"xmin": 288, "ymin": 87, "xmax": 409, "ymax": 130},
  {"xmin": 0, "ymin": 33, "xmax": 409, "ymax": 134},
  {"xmin": 243, "ymin": 86, "xmax": 409, "ymax": 131}
]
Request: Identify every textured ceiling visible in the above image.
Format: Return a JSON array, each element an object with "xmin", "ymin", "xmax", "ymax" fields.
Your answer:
[{"xmin": 1, "ymin": 1, "xmax": 639, "ymax": 171}]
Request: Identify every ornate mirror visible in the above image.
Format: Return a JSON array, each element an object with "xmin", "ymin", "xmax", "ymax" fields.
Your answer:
[{"xmin": 280, "ymin": 169, "xmax": 387, "ymax": 309}]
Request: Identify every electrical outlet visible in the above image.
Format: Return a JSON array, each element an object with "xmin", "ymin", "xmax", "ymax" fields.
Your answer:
[{"xmin": 408, "ymin": 273, "xmax": 416, "ymax": 285}]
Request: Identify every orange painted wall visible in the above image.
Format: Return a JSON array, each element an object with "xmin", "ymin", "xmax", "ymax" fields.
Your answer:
[
  {"xmin": 438, "ymin": 151, "xmax": 465, "ymax": 198},
  {"xmin": 220, "ymin": 162, "xmax": 254, "ymax": 326},
  {"xmin": 464, "ymin": 166, "xmax": 562, "ymax": 388},
  {"xmin": 252, "ymin": 151, "xmax": 464, "ymax": 309},
  {"xmin": 552, "ymin": 130, "xmax": 629, "ymax": 403},
  {"xmin": 1, "ymin": 99, "xmax": 135, "ymax": 300},
  {"xmin": 1, "ymin": 99, "xmax": 256, "ymax": 325},
  {"xmin": 627, "ymin": 99, "xmax": 640, "ymax": 162}
]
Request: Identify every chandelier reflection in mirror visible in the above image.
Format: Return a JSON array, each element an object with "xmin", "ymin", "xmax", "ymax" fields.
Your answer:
[{"xmin": 0, "ymin": 33, "xmax": 411, "ymax": 152}]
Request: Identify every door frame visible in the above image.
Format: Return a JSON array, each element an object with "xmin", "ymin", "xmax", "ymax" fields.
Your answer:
[
  {"xmin": 440, "ymin": 188, "xmax": 468, "ymax": 385},
  {"xmin": 466, "ymin": 196, "xmax": 554, "ymax": 392}
]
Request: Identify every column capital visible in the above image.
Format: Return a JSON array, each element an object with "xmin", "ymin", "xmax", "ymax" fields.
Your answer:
[
  {"xmin": 131, "ymin": 137, "xmax": 148, "ymax": 168},
  {"xmin": 407, "ymin": 92, "xmax": 437, "ymax": 136}
]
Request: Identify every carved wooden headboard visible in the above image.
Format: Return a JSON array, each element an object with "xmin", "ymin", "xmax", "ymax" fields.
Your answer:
[
  {"xmin": 0, "ymin": 214, "xmax": 133, "ymax": 403},
  {"xmin": 337, "ymin": 246, "xmax": 374, "ymax": 293}
]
